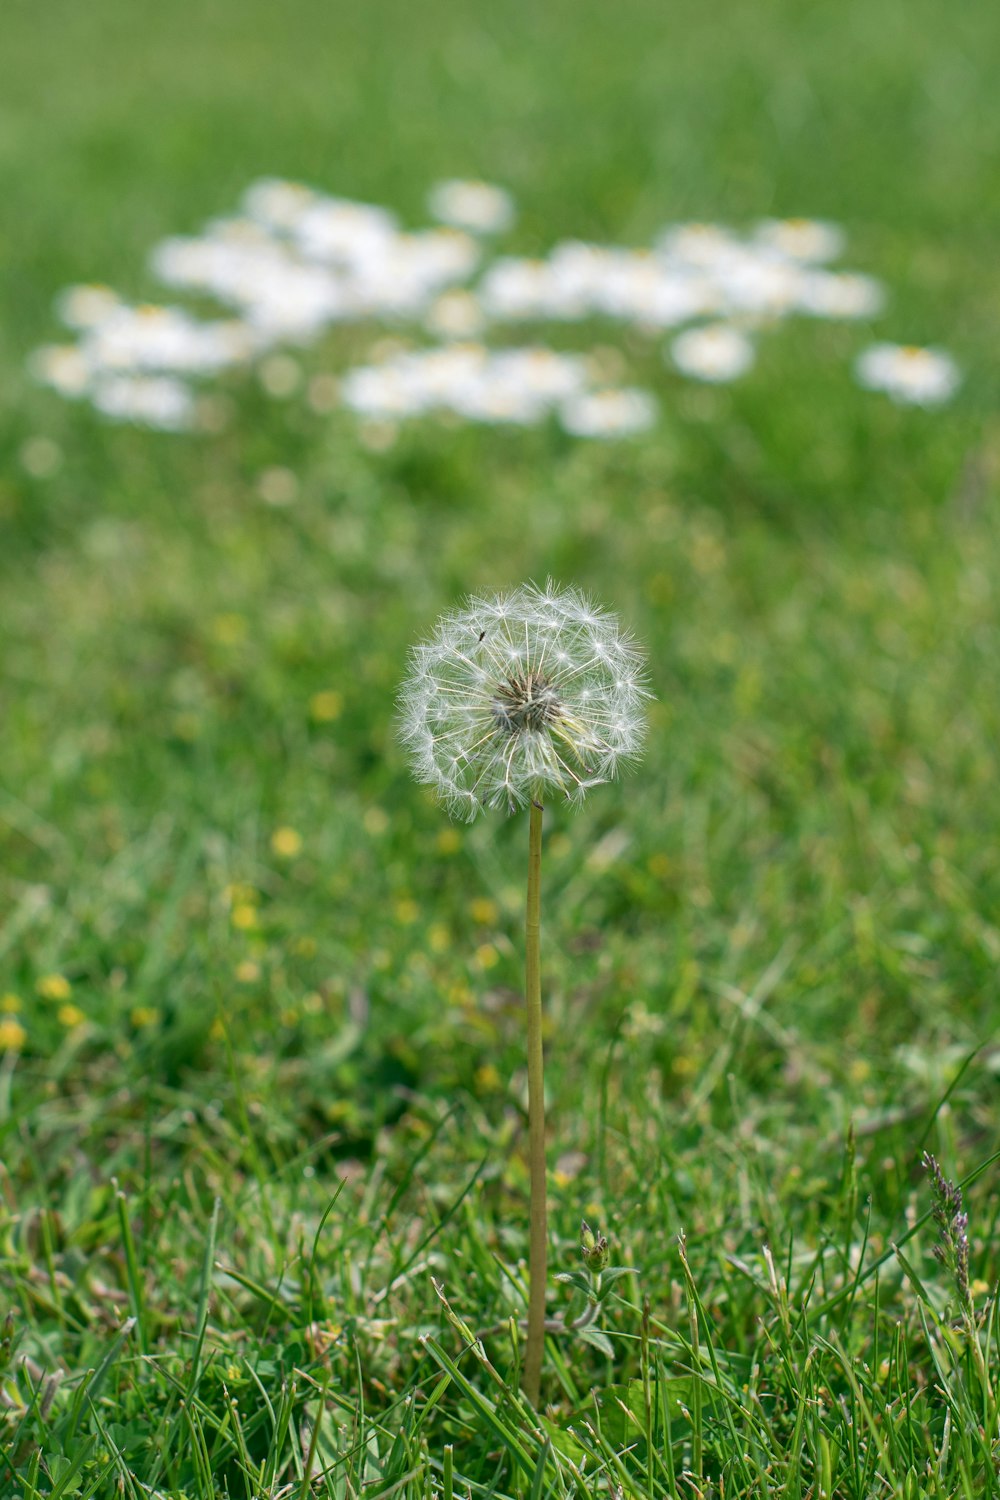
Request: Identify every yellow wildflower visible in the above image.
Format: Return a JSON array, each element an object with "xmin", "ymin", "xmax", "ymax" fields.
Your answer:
[
  {"xmin": 363, "ymin": 807, "xmax": 389, "ymax": 836},
  {"xmin": 37, "ymin": 974, "xmax": 71, "ymax": 1001},
  {"xmin": 0, "ymin": 1017, "xmax": 27, "ymax": 1051},
  {"xmin": 270, "ymin": 826, "xmax": 302, "ymax": 858},
  {"xmin": 309, "ymin": 690, "xmax": 343, "ymax": 722}
]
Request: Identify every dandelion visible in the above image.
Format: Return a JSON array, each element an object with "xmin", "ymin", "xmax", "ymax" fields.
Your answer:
[
  {"xmin": 399, "ymin": 582, "xmax": 647, "ymax": 818},
  {"xmin": 399, "ymin": 582, "xmax": 649, "ymax": 1406},
  {"xmin": 854, "ymin": 343, "xmax": 960, "ymax": 406}
]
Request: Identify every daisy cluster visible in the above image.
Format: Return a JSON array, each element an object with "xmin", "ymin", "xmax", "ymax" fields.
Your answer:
[{"xmin": 30, "ymin": 177, "xmax": 961, "ymax": 435}]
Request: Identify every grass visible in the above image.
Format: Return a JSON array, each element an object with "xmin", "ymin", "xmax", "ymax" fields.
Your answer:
[{"xmin": 2, "ymin": 0, "xmax": 1000, "ymax": 1493}]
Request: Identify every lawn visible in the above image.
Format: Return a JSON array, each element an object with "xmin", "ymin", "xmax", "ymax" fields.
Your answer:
[{"xmin": 2, "ymin": 0, "xmax": 1000, "ymax": 1494}]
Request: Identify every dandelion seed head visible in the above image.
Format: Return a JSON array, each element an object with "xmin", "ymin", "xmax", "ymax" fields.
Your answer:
[{"xmin": 398, "ymin": 582, "xmax": 649, "ymax": 820}]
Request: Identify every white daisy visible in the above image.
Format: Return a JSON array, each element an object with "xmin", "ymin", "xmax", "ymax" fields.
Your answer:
[
  {"xmin": 290, "ymin": 196, "xmax": 398, "ymax": 267},
  {"xmin": 241, "ymin": 177, "xmax": 318, "ymax": 232},
  {"xmin": 427, "ymin": 180, "xmax": 515, "ymax": 235},
  {"xmin": 79, "ymin": 304, "xmax": 255, "ymax": 376},
  {"xmin": 854, "ymin": 343, "xmax": 960, "ymax": 406},
  {"xmin": 478, "ymin": 258, "xmax": 559, "ymax": 321},
  {"xmin": 670, "ymin": 324, "xmax": 755, "ymax": 383},
  {"xmin": 794, "ymin": 270, "xmax": 884, "ymax": 319},
  {"xmin": 56, "ymin": 284, "xmax": 122, "ymax": 330},
  {"xmin": 90, "ymin": 375, "xmax": 196, "ymax": 430},
  {"xmin": 425, "ymin": 290, "xmax": 487, "ymax": 339},
  {"xmin": 656, "ymin": 223, "xmax": 743, "ymax": 270},
  {"xmin": 559, "ymin": 387, "xmax": 658, "ymax": 438},
  {"xmin": 30, "ymin": 345, "xmax": 92, "ymax": 398},
  {"xmin": 753, "ymin": 218, "xmax": 845, "ymax": 263},
  {"xmin": 713, "ymin": 251, "xmax": 806, "ymax": 319}
]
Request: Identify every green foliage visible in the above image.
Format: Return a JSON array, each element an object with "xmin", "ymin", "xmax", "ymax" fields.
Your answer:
[{"xmin": 2, "ymin": 0, "xmax": 1000, "ymax": 1492}]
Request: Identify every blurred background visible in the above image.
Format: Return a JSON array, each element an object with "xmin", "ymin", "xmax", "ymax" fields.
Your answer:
[{"xmin": 1, "ymin": 0, "xmax": 999, "ymax": 1166}]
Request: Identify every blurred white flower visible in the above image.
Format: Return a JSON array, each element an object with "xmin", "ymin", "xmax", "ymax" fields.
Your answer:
[
  {"xmin": 30, "ymin": 345, "xmax": 92, "ymax": 398},
  {"xmin": 349, "ymin": 230, "xmax": 480, "ymax": 318},
  {"xmin": 753, "ymin": 218, "xmax": 845, "ymax": 263},
  {"xmin": 90, "ymin": 375, "xmax": 196, "ymax": 430},
  {"xmin": 241, "ymin": 177, "xmax": 318, "ymax": 232},
  {"xmin": 340, "ymin": 344, "xmax": 589, "ymax": 426},
  {"xmin": 79, "ymin": 304, "xmax": 255, "ymax": 376},
  {"xmin": 291, "ymin": 195, "xmax": 398, "ymax": 266},
  {"xmin": 425, "ymin": 289, "xmax": 486, "ymax": 340},
  {"xmin": 398, "ymin": 582, "xmax": 649, "ymax": 818},
  {"xmin": 670, "ymin": 324, "xmax": 755, "ymax": 382},
  {"xmin": 657, "ymin": 223, "xmax": 744, "ymax": 270},
  {"xmin": 56, "ymin": 284, "xmax": 122, "ymax": 330},
  {"xmin": 854, "ymin": 343, "xmax": 960, "ymax": 406},
  {"xmin": 427, "ymin": 180, "xmax": 515, "ymax": 234},
  {"xmin": 795, "ymin": 270, "xmax": 884, "ymax": 319},
  {"xmin": 713, "ymin": 252, "xmax": 805, "ymax": 319},
  {"xmin": 478, "ymin": 258, "xmax": 558, "ymax": 320},
  {"xmin": 559, "ymin": 387, "xmax": 657, "ymax": 438}
]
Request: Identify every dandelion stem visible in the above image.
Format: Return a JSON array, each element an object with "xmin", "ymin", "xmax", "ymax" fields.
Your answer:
[{"xmin": 523, "ymin": 797, "xmax": 547, "ymax": 1407}]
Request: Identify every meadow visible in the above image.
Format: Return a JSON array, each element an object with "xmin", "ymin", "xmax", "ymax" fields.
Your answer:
[{"xmin": 2, "ymin": 0, "xmax": 1000, "ymax": 1494}]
